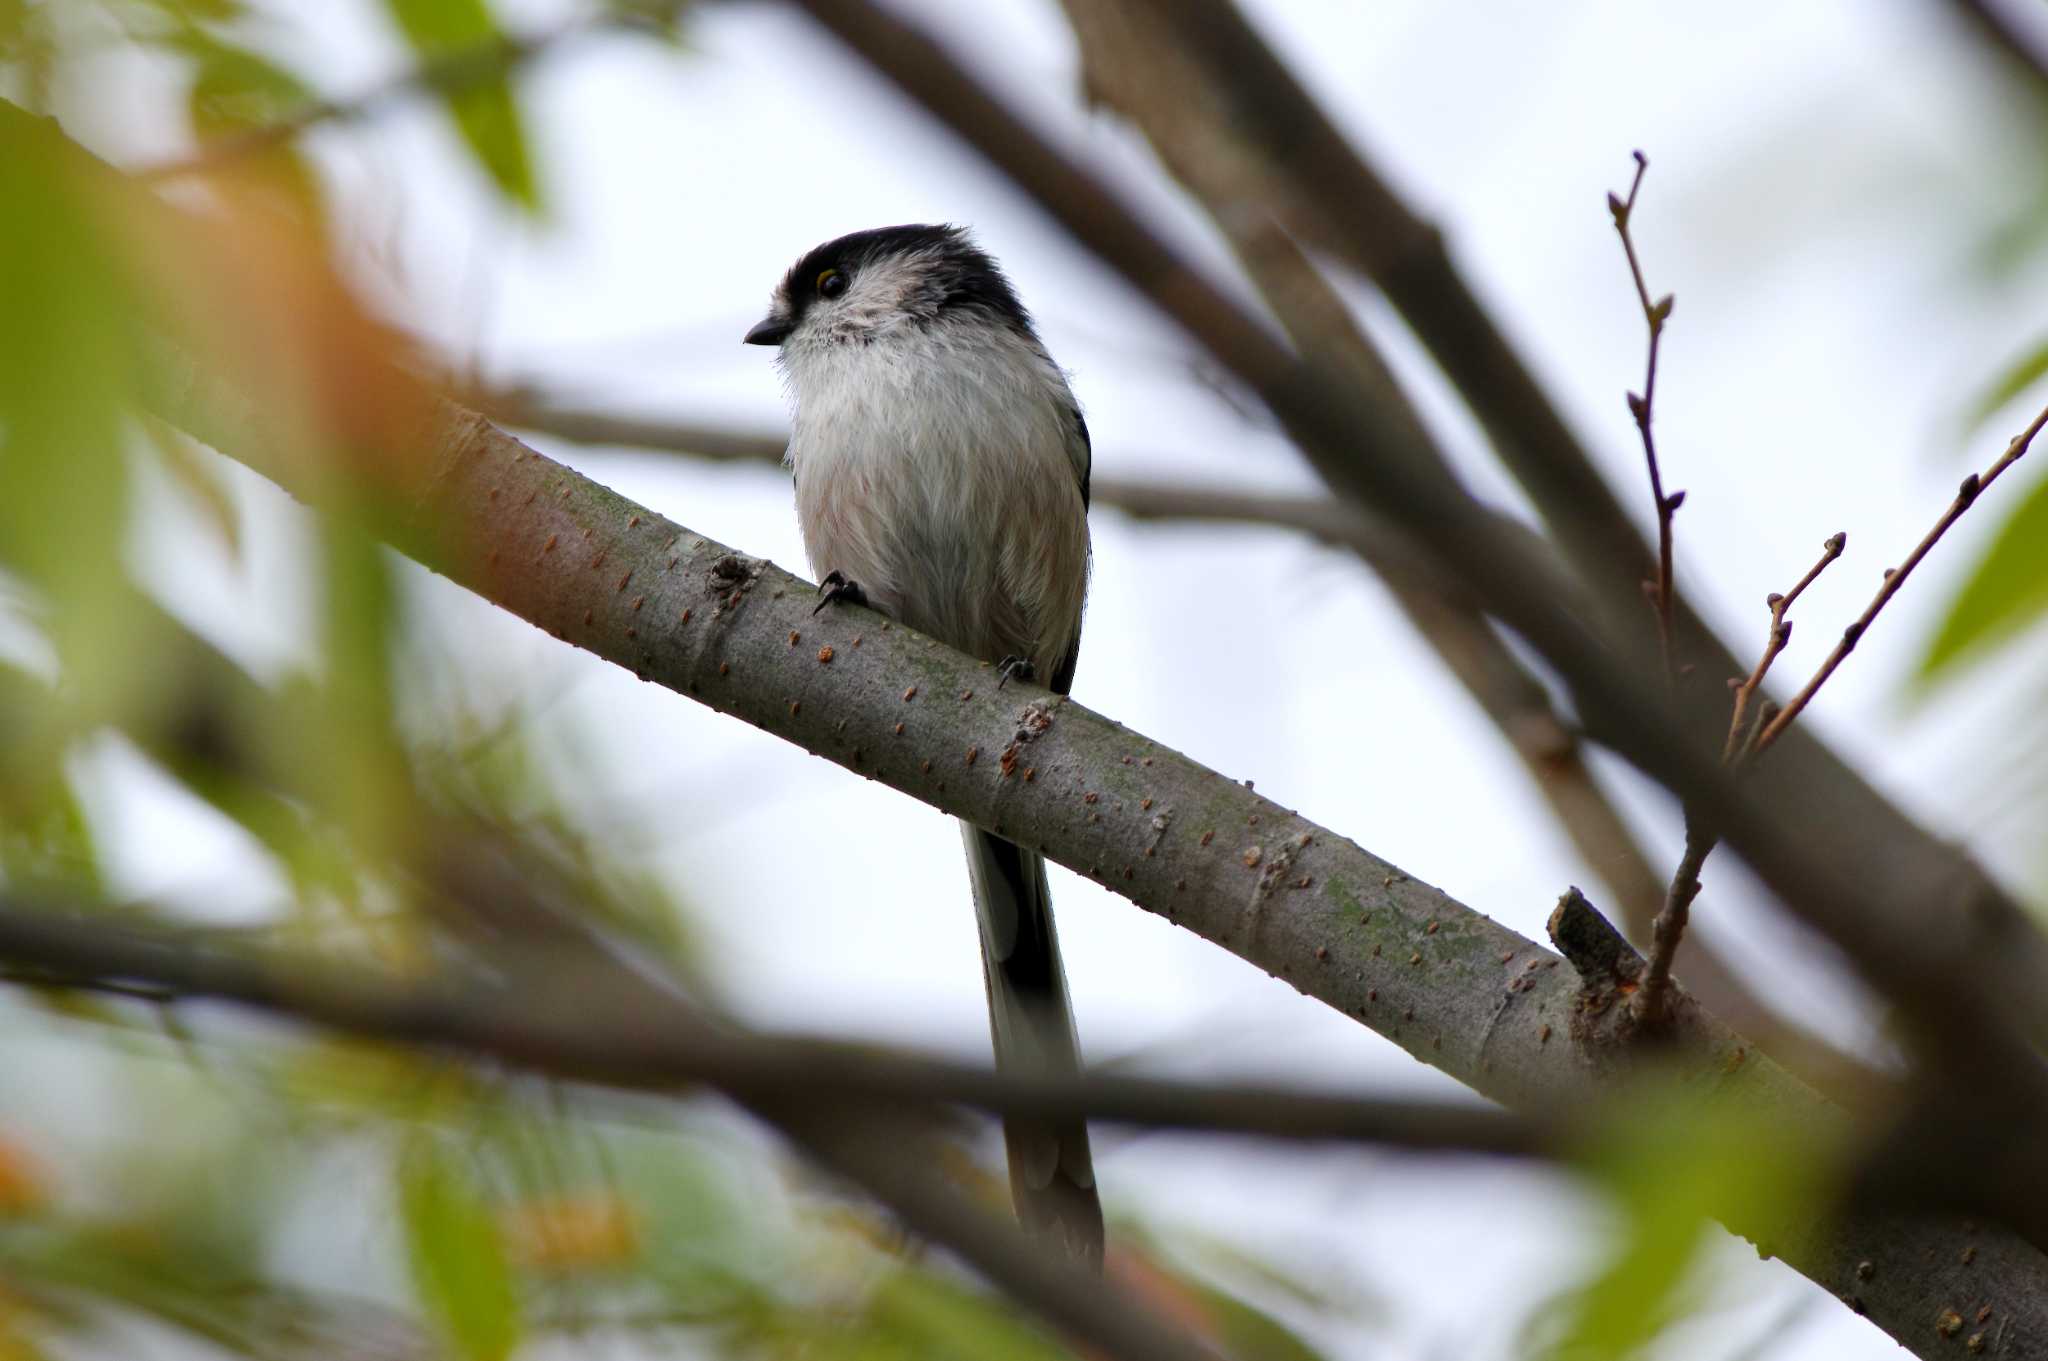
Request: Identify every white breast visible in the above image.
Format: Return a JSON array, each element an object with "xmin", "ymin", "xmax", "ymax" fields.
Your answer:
[{"xmin": 781, "ymin": 320, "xmax": 1090, "ymax": 677}]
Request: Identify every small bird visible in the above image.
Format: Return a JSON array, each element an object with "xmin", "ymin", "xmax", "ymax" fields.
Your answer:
[{"xmin": 746, "ymin": 224, "xmax": 1101, "ymax": 1266}]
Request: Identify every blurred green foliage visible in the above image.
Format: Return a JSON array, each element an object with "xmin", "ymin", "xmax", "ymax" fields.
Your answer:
[
  {"xmin": 1919, "ymin": 469, "xmax": 2048, "ymax": 681},
  {"xmin": 0, "ymin": 6, "xmax": 1360, "ymax": 1358},
  {"xmin": 10, "ymin": 0, "xmax": 2023, "ymax": 1355},
  {"xmin": 377, "ymin": 0, "xmax": 539, "ymax": 213},
  {"xmin": 1921, "ymin": 343, "xmax": 2048, "ymax": 858},
  {"xmin": 1920, "ymin": 37, "xmax": 2048, "ymax": 845},
  {"xmin": 403, "ymin": 1132, "xmax": 524, "ymax": 1361},
  {"xmin": 1533, "ymin": 1093, "xmax": 1832, "ymax": 1361}
]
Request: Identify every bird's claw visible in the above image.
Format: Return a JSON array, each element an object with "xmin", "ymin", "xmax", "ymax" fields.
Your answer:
[
  {"xmin": 813, "ymin": 570, "xmax": 868, "ymax": 615},
  {"xmin": 996, "ymin": 655, "xmax": 1035, "ymax": 690}
]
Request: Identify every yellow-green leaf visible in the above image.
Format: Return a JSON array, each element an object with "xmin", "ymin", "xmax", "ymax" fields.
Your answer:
[
  {"xmin": 0, "ymin": 105, "xmax": 155, "ymax": 726},
  {"xmin": 1919, "ymin": 470, "xmax": 2048, "ymax": 682},
  {"xmin": 866, "ymin": 1270, "xmax": 1073, "ymax": 1361},
  {"xmin": 1546, "ymin": 1092, "xmax": 1830, "ymax": 1361},
  {"xmin": 173, "ymin": 27, "xmax": 314, "ymax": 136},
  {"xmin": 1966, "ymin": 334, "xmax": 2048, "ymax": 431},
  {"xmin": 399, "ymin": 1134, "xmax": 522, "ymax": 1361},
  {"xmin": 378, "ymin": 0, "xmax": 540, "ymax": 213}
]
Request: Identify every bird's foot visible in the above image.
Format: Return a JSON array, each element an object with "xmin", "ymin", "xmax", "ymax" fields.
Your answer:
[
  {"xmin": 813, "ymin": 570, "xmax": 868, "ymax": 615},
  {"xmin": 996, "ymin": 655, "xmax": 1036, "ymax": 690}
]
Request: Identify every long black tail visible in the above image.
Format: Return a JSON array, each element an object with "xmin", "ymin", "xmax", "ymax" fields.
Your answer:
[{"xmin": 960, "ymin": 821, "xmax": 1103, "ymax": 1267}]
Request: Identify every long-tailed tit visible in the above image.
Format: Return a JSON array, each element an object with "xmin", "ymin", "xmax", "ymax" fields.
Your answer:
[{"xmin": 747, "ymin": 224, "xmax": 1100, "ymax": 1266}]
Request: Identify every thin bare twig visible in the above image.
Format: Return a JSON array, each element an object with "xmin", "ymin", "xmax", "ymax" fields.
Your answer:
[
  {"xmin": 1636, "ymin": 825, "xmax": 1713, "ymax": 1024},
  {"xmin": 1608, "ymin": 154, "xmax": 1703, "ymax": 1028},
  {"xmin": 1754, "ymin": 399, "xmax": 2048, "ymax": 753},
  {"xmin": 1637, "ymin": 532, "xmax": 1849, "ymax": 1027},
  {"xmin": 1725, "ymin": 533, "xmax": 1845, "ymax": 762},
  {"xmin": 1608, "ymin": 152, "xmax": 1681, "ymax": 662},
  {"xmin": 1641, "ymin": 380, "xmax": 2041, "ymax": 1020}
]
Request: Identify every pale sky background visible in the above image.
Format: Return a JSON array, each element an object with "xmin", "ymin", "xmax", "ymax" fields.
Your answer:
[{"xmin": 50, "ymin": 0, "xmax": 2048, "ymax": 1357}]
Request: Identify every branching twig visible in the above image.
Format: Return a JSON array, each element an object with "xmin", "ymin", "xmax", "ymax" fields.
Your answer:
[
  {"xmin": 1608, "ymin": 154, "xmax": 1703, "ymax": 1028},
  {"xmin": 1635, "ymin": 375, "xmax": 2036, "ymax": 1020},
  {"xmin": 1634, "ymin": 532, "xmax": 1847, "ymax": 1026},
  {"xmin": 1636, "ymin": 824, "xmax": 1713, "ymax": 1025},
  {"xmin": 1608, "ymin": 152, "xmax": 1681, "ymax": 662},
  {"xmin": 1725, "ymin": 533, "xmax": 1845, "ymax": 762},
  {"xmin": 1753, "ymin": 400, "xmax": 2048, "ymax": 753}
]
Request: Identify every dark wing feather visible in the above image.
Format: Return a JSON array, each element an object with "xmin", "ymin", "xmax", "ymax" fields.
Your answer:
[{"xmin": 1071, "ymin": 404, "xmax": 1092, "ymax": 510}]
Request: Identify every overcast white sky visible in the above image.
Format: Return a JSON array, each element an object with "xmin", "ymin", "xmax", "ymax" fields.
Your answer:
[{"xmin": 70, "ymin": 1, "xmax": 2048, "ymax": 1356}]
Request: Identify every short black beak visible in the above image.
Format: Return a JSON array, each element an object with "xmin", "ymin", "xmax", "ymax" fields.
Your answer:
[{"xmin": 744, "ymin": 316, "xmax": 792, "ymax": 346}]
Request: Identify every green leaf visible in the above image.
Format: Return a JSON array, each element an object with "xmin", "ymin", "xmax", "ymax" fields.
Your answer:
[
  {"xmin": 157, "ymin": 23, "xmax": 332, "ymax": 229},
  {"xmin": 1544, "ymin": 1092, "xmax": 1830, "ymax": 1361},
  {"xmin": 865, "ymin": 1270, "xmax": 1073, "ymax": 1361},
  {"xmin": 313, "ymin": 521, "xmax": 417, "ymax": 867},
  {"xmin": 172, "ymin": 26, "xmax": 314, "ymax": 136},
  {"xmin": 399, "ymin": 1133, "xmax": 522, "ymax": 1361},
  {"xmin": 609, "ymin": 0, "xmax": 696, "ymax": 43},
  {"xmin": 166, "ymin": 0, "xmax": 249, "ymax": 21},
  {"xmin": 0, "ymin": 0, "xmax": 28, "ymax": 58},
  {"xmin": 1919, "ymin": 470, "xmax": 2048, "ymax": 682},
  {"xmin": 378, "ymin": 0, "xmax": 540, "ymax": 213},
  {"xmin": 1965, "ymin": 334, "xmax": 2048, "ymax": 431},
  {"xmin": 0, "ymin": 106, "xmax": 157, "ymax": 727},
  {"xmin": 1177, "ymin": 1279, "xmax": 1330, "ymax": 1361}
]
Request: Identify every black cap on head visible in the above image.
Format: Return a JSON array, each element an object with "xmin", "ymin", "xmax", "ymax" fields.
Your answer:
[{"xmin": 744, "ymin": 224, "xmax": 1034, "ymax": 345}]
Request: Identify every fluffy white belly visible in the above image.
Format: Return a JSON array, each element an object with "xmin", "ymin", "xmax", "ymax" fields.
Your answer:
[{"xmin": 787, "ymin": 338, "xmax": 1089, "ymax": 675}]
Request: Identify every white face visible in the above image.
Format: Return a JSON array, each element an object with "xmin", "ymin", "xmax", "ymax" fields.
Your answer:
[{"xmin": 773, "ymin": 246, "xmax": 951, "ymax": 352}]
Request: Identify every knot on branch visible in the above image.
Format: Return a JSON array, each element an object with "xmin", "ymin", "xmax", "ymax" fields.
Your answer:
[
  {"xmin": 1551, "ymin": 885, "xmax": 1640, "ymax": 976},
  {"xmin": 1547, "ymin": 888, "xmax": 1694, "ymax": 1062},
  {"xmin": 999, "ymin": 701, "xmax": 1056, "ymax": 779}
]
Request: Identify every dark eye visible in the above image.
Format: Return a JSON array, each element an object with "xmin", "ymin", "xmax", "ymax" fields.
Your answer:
[{"xmin": 816, "ymin": 268, "xmax": 847, "ymax": 298}]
